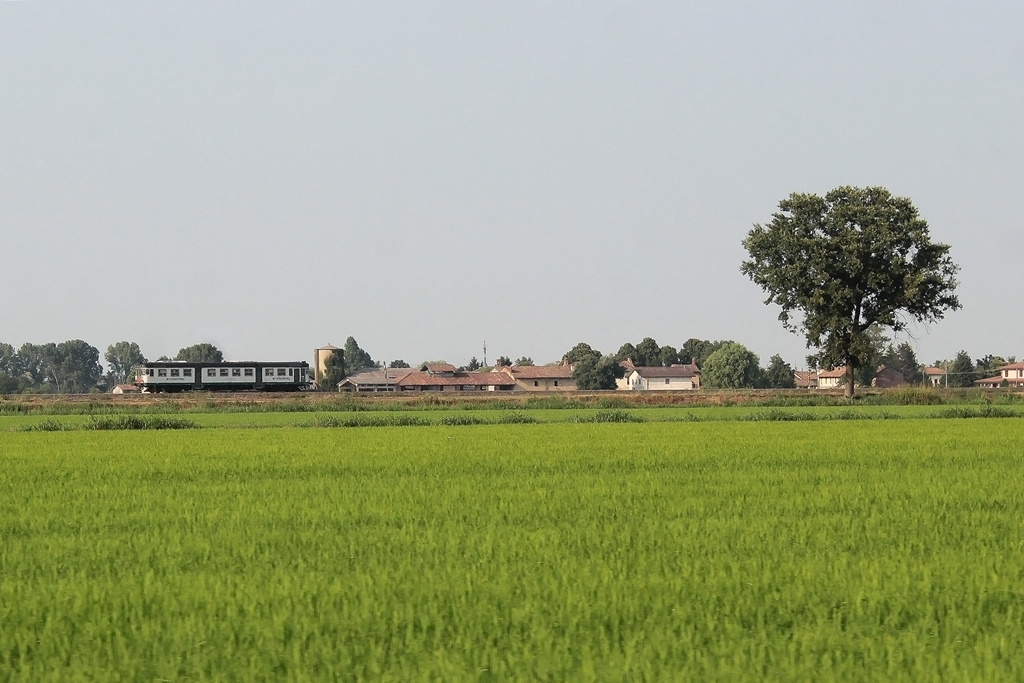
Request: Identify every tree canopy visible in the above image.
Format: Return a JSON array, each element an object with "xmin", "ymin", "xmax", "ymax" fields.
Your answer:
[
  {"xmin": 343, "ymin": 337, "xmax": 374, "ymax": 372},
  {"xmin": 742, "ymin": 186, "xmax": 960, "ymax": 397},
  {"xmin": 763, "ymin": 354, "xmax": 795, "ymax": 389},
  {"xmin": 679, "ymin": 338, "xmax": 732, "ymax": 368},
  {"xmin": 105, "ymin": 341, "xmax": 147, "ymax": 385},
  {"xmin": 701, "ymin": 343, "xmax": 762, "ymax": 389},
  {"xmin": 175, "ymin": 343, "xmax": 223, "ymax": 364},
  {"xmin": 947, "ymin": 350, "xmax": 976, "ymax": 388},
  {"xmin": 8, "ymin": 340, "xmax": 103, "ymax": 393},
  {"xmin": 566, "ymin": 342, "xmax": 621, "ymax": 390}
]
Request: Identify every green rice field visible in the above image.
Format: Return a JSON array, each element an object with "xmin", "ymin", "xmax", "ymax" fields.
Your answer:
[{"xmin": 3, "ymin": 416, "xmax": 1024, "ymax": 680}]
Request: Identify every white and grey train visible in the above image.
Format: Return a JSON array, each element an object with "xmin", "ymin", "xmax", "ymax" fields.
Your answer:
[{"xmin": 134, "ymin": 361, "xmax": 311, "ymax": 392}]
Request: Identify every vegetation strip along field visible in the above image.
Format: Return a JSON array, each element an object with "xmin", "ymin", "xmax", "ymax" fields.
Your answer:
[
  {"xmin": 2, "ymin": 403, "xmax": 1022, "ymax": 432},
  {"xmin": 3, "ymin": 421, "xmax": 1024, "ymax": 679}
]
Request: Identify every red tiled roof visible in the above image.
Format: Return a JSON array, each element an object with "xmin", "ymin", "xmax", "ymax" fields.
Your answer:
[
  {"xmin": 817, "ymin": 368, "xmax": 848, "ymax": 378},
  {"xmin": 998, "ymin": 362, "xmax": 1024, "ymax": 371},
  {"xmin": 505, "ymin": 365, "xmax": 574, "ymax": 379},
  {"xmin": 974, "ymin": 375, "xmax": 1004, "ymax": 385},
  {"xmin": 397, "ymin": 371, "xmax": 515, "ymax": 387},
  {"xmin": 922, "ymin": 366, "xmax": 946, "ymax": 376},
  {"xmin": 340, "ymin": 369, "xmax": 414, "ymax": 385}
]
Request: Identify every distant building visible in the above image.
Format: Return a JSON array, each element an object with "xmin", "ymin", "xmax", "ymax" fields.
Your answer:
[
  {"xmin": 497, "ymin": 359, "xmax": 577, "ymax": 391},
  {"xmin": 922, "ymin": 366, "xmax": 946, "ymax": 387},
  {"xmin": 871, "ymin": 365, "xmax": 905, "ymax": 388},
  {"xmin": 618, "ymin": 364, "xmax": 701, "ymax": 391},
  {"xmin": 338, "ymin": 368, "xmax": 414, "ymax": 392},
  {"xmin": 794, "ymin": 370, "xmax": 818, "ymax": 389},
  {"xmin": 975, "ymin": 362, "xmax": 1024, "ymax": 388},
  {"xmin": 816, "ymin": 368, "xmax": 848, "ymax": 390},
  {"xmin": 313, "ymin": 344, "xmax": 342, "ymax": 386}
]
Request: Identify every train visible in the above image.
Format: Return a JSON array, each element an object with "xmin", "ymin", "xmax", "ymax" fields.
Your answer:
[{"xmin": 134, "ymin": 360, "xmax": 311, "ymax": 392}]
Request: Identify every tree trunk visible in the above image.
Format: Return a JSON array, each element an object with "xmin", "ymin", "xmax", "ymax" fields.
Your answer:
[{"xmin": 844, "ymin": 363, "xmax": 855, "ymax": 399}]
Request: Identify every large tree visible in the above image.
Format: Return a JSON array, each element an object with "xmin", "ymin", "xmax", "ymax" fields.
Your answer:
[
  {"xmin": 0, "ymin": 342, "xmax": 17, "ymax": 376},
  {"xmin": 679, "ymin": 338, "xmax": 731, "ymax": 368},
  {"xmin": 566, "ymin": 342, "xmax": 622, "ymax": 390},
  {"xmin": 742, "ymin": 186, "xmax": 960, "ymax": 398},
  {"xmin": 633, "ymin": 337, "xmax": 661, "ymax": 367},
  {"xmin": 53, "ymin": 340, "xmax": 103, "ymax": 393},
  {"xmin": 701, "ymin": 343, "xmax": 763, "ymax": 389},
  {"xmin": 947, "ymin": 350, "xmax": 976, "ymax": 388},
  {"xmin": 343, "ymin": 337, "xmax": 374, "ymax": 373},
  {"xmin": 105, "ymin": 341, "xmax": 148, "ymax": 385},
  {"xmin": 175, "ymin": 343, "xmax": 223, "ymax": 364},
  {"xmin": 763, "ymin": 354, "xmax": 796, "ymax": 389},
  {"xmin": 892, "ymin": 342, "xmax": 923, "ymax": 385},
  {"xmin": 16, "ymin": 340, "xmax": 103, "ymax": 393}
]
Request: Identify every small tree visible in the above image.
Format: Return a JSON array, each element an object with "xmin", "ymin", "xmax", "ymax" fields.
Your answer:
[
  {"xmin": 514, "ymin": 356, "xmax": 534, "ymax": 366},
  {"xmin": 388, "ymin": 360, "xmax": 410, "ymax": 369},
  {"xmin": 464, "ymin": 357, "xmax": 482, "ymax": 371},
  {"xmin": 742, "ymin": 186, "xmax": 960, "ymax": 398},
  {"xmin": 701, "ymin": 343, "xmax": 762, "ymax": 389}
]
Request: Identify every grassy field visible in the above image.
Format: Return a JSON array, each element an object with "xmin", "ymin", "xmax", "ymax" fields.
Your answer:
[{"xmin": 3, "ymin": 420, "xmax": 1024, "ymax": 680}]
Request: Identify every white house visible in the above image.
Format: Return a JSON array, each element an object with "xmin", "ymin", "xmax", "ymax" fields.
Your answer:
[{"xmin": 619, "ymin": 364, "xmax": 701, "ymax": 391}]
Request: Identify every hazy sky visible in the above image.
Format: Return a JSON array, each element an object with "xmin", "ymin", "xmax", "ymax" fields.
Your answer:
[{"xmin": 3, "ymin": 1, "xmax": 1022, "ymax": 369}]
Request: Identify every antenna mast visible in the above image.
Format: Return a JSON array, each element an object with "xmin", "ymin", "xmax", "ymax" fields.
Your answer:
[{"xmin": 483, "ymin": 340, "xmax": 487, "ymax": 368}]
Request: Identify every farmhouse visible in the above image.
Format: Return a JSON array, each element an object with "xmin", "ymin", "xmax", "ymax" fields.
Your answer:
[
  {"xmin": 922, "ymin": 366, "xmax": 946, "ymax": 387},
  {"xmin": 338, "ymin": 368, "xmax": 414, "ymax": 392},
  {"xmin": 871, "ymin": 365, "xmax": 905, "ymax": 388},
  {"xmin": 793, "ymin": 370, "xmax": 818, "ymax": 389},
  {"xmin": 497, "ymin": 359, "xmax": 576, "ymax": 391},
  {"xmin": 816, "ymin": 368, "xmax": 847, "ymax": 389},
  {"xmin": 619, "ymin": 364, "xmax": 701, "ymax": 391},
  {"xmin": 974, "ymin": 362, "xmax": 1024, "ymax": 388}
]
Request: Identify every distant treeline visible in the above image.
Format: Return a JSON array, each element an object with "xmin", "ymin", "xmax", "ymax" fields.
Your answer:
[{"xmin": 0, "ymin": 332, "xmax": 1014, "ymax": 394}]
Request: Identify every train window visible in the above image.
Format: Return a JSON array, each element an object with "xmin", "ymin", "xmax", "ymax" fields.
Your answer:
[
  {"xmin": 170, "ymin": 369, "xmax": 180, "ymax": 377},
  {"xmin": 232, "ymin": 369, "xmax": 241, "ymax": 377},
  {"xmin": 207, "ymin": 369, "xmax": 216, "ymax": 377},
  {"xmin": 158, "ymin": 369, "xmax": 167, "ymax": 377},
  {"xmin": 147, "ymin": 369, "xmax": 154, "ymax": 376},
  {"xmin": 265, "ymin": 369, "xmax": 274, "ymax": 377},
  {"xmin": 219, "ymin": 369, "xmax": 229, "ymax": 377},
  {"xmin": 183, "ymin": 369, "xmax": 192, "ymax": 377},
  {"xmin": 277, "ymin": 368, "xmax": 287, "ymax": 376},
  {"xmin": 244, "ymin": 368, "xmax": 253, "ymax": 376}
]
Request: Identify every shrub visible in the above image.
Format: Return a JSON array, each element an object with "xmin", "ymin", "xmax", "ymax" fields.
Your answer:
[
  {"xmin": 437, "ymin": 415, "xmax": 486, "ymax": 426},
  {"xmin": 496, "ymin": 413, "xmax": 538, "ymax": 424}
]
